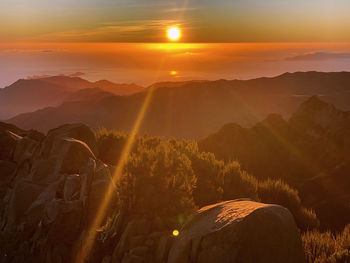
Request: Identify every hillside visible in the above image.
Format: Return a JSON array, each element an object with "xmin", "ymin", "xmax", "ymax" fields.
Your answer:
[
  {"xmin": 0, "ymin": 122, "xmax": 318, "ymax": 262},
  {"xmin": 199, "ymin": 96, "xmax": 350, "ymax": 229},
  {"xmin": 0, "ymin": 76, "xmax": 144, "ymax": 119},
  {"xmin": 7, "ymin": 71, "xmax": 350, "ymax": 138}
]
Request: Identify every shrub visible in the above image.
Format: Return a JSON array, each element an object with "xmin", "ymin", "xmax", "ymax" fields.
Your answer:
[
  {"xmin": 258, "ymin": 179, "xmax": 319, "ymax": 230},
  {"xmin": 168, "ymin": 138, "xmax": 225, "ymax": 208},
  {"xmin": 117, "ymin": 139, "xmax": 196, "ymax": 220},
  {"xmin": 95, "ymin": 128, "xmax": 128, "ymax": 165},
  {"xmin": 96, "ymin": 129, "xmax": 320, "ymax": 231},
  {"xmin": 190, "ymin": 152, "xmax": 224, "ymax": 207},
  {"xmin": 222, "ymin": 161, "xmax": 258, "ymax": 200},
  {"xmin": 302, "ymin": 225, "xmax": 350, "ymax": 263}
]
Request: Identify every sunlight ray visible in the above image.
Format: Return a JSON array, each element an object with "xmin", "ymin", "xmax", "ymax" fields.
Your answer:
[{"xmin": 74, "ymin": 58, "xmax": 167, "ymax": 263}]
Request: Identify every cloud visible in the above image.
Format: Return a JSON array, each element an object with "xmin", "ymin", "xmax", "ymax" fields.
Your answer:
[
  {"xmin": 26, "ymin": 75, "xmax": 52, "ymax": 80},
  {"xmin": 26, "ymin": 72, "xmax": 85, "ymax": 79},
  {"xmin": 285, "ymin": 51, "xmax": 350, "ymax": 61},
  {"xmin": 69, "ymin": 72, "xmax": 85, "ymax": 77},
  {"xmin": 29, "ymin": 19, "xmax": 189, "ymax": 42}
]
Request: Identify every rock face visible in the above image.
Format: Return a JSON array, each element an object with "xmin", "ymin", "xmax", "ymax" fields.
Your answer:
[
  {"xmin": 168, "ymin": 200, "xmax": 305, "ymax": 263},
  {"xmin": 0, "ymin": 123, "xmax": 113, "ymax": 262}
]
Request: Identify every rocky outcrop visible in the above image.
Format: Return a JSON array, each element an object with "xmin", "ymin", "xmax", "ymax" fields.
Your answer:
[
  {"xmin": 0, "ymin": 123, "xmax": 111, "ymax": 262},
  {"xmin": 168, "ymin": 200, "xmax": 305, "ymax": 263}
]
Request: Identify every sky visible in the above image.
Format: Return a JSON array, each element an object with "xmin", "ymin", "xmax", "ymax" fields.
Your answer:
[
  {"xmin": 1, "ymin": 1, "xmax": 350, "ymax": 87},
  {"xmin": 1, "ymin": 0, "xmax": 350, "ymax": 42},
  {"xmin": 1, "ymin": 42, "xmax": 350, "ymax": 88}
]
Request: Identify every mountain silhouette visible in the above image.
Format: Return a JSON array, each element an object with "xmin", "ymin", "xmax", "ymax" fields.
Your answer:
[
  {"xmin": 6, "ymin": 72, "xmax": 350, "ymax": 138},
  {"xmin": 199, "ymin": 96, "xmax": 350, "ymax": 229},
  {"xmin": 0, "ymin": 76, "xmax": 144, "ymax": 119}
]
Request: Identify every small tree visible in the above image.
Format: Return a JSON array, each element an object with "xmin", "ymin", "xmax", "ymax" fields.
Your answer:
[
  {"xmin": 222, "ymin": 161, "xmax": 258, "ymax": 200},
  {"xmin": 191, "ymin": 152, "xmax": 224, "ymax": 207},
  {"xmin": 117, "ymin": 140, "xmax": 196, "ymax": 220}
]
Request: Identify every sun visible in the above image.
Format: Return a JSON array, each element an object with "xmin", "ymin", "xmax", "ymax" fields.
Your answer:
[{"xmin": 167, "ymin": 27, "xmax": 181, "ymax": 41}]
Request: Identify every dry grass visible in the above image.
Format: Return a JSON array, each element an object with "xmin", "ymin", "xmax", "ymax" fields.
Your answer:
[{"xmin": 302, "ymin": 225, "xmax": 350, "ymax": 263}]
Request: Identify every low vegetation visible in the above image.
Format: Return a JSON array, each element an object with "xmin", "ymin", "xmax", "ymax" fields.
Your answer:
[
  {"xmin": 96, "ymin": 129, "xmax": 349, "ymax": 261},
  {"xmin": 257, "ymin": 179, "xmax": 319, "ymax": 230},
  {"xmin": 95, "ymin": 129, "xmax": 318, "ymax": 231},
  {"xmin": 302, "ymin": 225, "xmax": 350, "ymax": 263}
]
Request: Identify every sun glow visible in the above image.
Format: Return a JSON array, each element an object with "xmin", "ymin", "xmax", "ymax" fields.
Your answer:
[{"xmin": 167, "ymin": 27, "xmax": 181, "ymax": 41}]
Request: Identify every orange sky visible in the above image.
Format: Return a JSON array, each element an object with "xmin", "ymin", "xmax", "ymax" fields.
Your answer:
[
  {"xmin": 1, "ymin": 42, "xmax": 350, "ymax": 87},
  {"xmin": 2, "ymin": 0, "xmax": 350, "ymax": 42}
]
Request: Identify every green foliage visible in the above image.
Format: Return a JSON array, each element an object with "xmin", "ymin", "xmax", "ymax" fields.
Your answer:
[
  {"xmin": 95, "ymin": 129, "xmax": 319, "ymax": 231},
  {"xmin": 222, "ymin": 161, "xmax": 258, "ymax": 200},
  {"xmin": 257, "ymin": 179, "xmax": 319, "ymax": 230},
  {"xmin": 95, "ymin": 128, "xmax": 128, "ymax": 165},
  {"xmin": 168, "ymin": 138, "xmax": 226, "ymax": 208},
  {"xmin": 302, "ymin": 225, "xmax": 350, "ymax": 263},
  {"xmin": 117, "ymin": 138, "xmax": 196, "ymax": 219},
  {"xmin": 191, "ymin": 152, "xmax": 224, "ymax": 207}
]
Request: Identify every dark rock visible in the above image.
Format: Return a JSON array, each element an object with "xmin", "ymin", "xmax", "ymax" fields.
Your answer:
[
  {"xmin": 0, "ymin": 160, "xmax": 16, "ymax": 198},
  {"xmin": 0, "ymin": 131, "xmax": 21, "ymax": 161},
  {"xmin": 13, "ymin": 136, "xmax": 38, "ymax": 164},
  {"xmin": 63, "ymin": 174, "xmax": 81, "ymax": 201},
  {"xmin": 5, "ymin": 180, "xmax": 45, "ymax": 230},
  {"xmin": 44, "ymin": 123, "xmax": 96, "ymax": 153},
  {"xmin": 129, "ymin": 246, "xmax": 149, "ymax": 257},
  {"xmin": 129, "ymin": 235, "xmax": 146, "ymax": 249},
  {"xmin": 46, "ymin": 199, "xmax": 83, "ymax": 244},
  {"xmin": 155, "ymin": 234, "xmax": 174, "ymax": 263}
]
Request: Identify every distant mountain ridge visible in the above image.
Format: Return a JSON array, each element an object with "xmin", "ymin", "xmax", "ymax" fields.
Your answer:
[
  {"xmin": 7, "ymin": 71, "xmax": 350, "ymax": 138},
  {"xmin": 199, "ymin": 96, "xmax": 350, "ymax": 229},
  {"xmin": 0, "ymin": 76, "xmax": 144, "ymax": 119}
]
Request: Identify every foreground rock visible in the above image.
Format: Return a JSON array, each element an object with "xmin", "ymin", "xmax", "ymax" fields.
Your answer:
[
  {"xmin": 0, "ymin": 123, "xmax": 110, "ymax": 262},
  {"xmin": 168, "ymin": 200, "xmax": 305, "ymax": 263}
]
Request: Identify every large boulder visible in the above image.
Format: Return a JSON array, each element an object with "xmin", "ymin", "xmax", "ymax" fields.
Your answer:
[
  {"xmin": 168, "ymin": 200, "xmax": 305, "ymax": 263},
  {"xmin": 0, "ymin": 123, "xmax": 103, "ymax": 262}
]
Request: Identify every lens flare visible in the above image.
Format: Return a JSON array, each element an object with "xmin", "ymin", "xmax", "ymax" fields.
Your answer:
[{"xmin": 172, "ymin": 229, "xmax": 179, "ymax": 236}]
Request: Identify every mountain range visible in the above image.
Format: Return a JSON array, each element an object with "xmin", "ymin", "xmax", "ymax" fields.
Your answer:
[
  {"xmin": 0, "ymin": 76, "xmax": 144, "ymax": 119},
  {"xmin": 6, "ymin": 71, "xmax": 350, "ymax": 138},
  {"xmin": 199, "ymin": 96, "xmax": 350, "ymax": 229}
]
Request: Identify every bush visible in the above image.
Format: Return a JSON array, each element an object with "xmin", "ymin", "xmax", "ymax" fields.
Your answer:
[
  {"xmin": 190, "ymin": 152, "xmax": 224, "ymax": 207},
  {"xmin": 302, "ymin": 225, "xmax": 350, "ymax": 263},
  {"xmin": 222, "ymin": 161, "xmax": 258, "ymax": 200},
  {"xmin": 96, "ymin": 129, "xmax": 320, "ymax": 231},
  {"xmin": 168, "ymin": 138, "xmax": 225, "ymax": 208},
  {"xmin": 95, "ymin": 128, "xmax": 128, "ymax": 165},
  {"xmin": 258, "ymin": 179, "xmax": 319, "ymax": 230},
  {"xmin": 117, "ymin": 139, "xmax": 196, "ymax": 220}
]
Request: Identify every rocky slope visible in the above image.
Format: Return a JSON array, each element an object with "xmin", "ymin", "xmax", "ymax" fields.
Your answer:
[
  {"xmin": 199, "ymin": 96, "xmax": 350, "ymax": 230},
  {"xmin": 7, "ymin": 72, "xmax": 350, "ymax": 138},
  {"xmin": 0, "ymin": 122, "xmax": 304, "ymax": 263}
]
